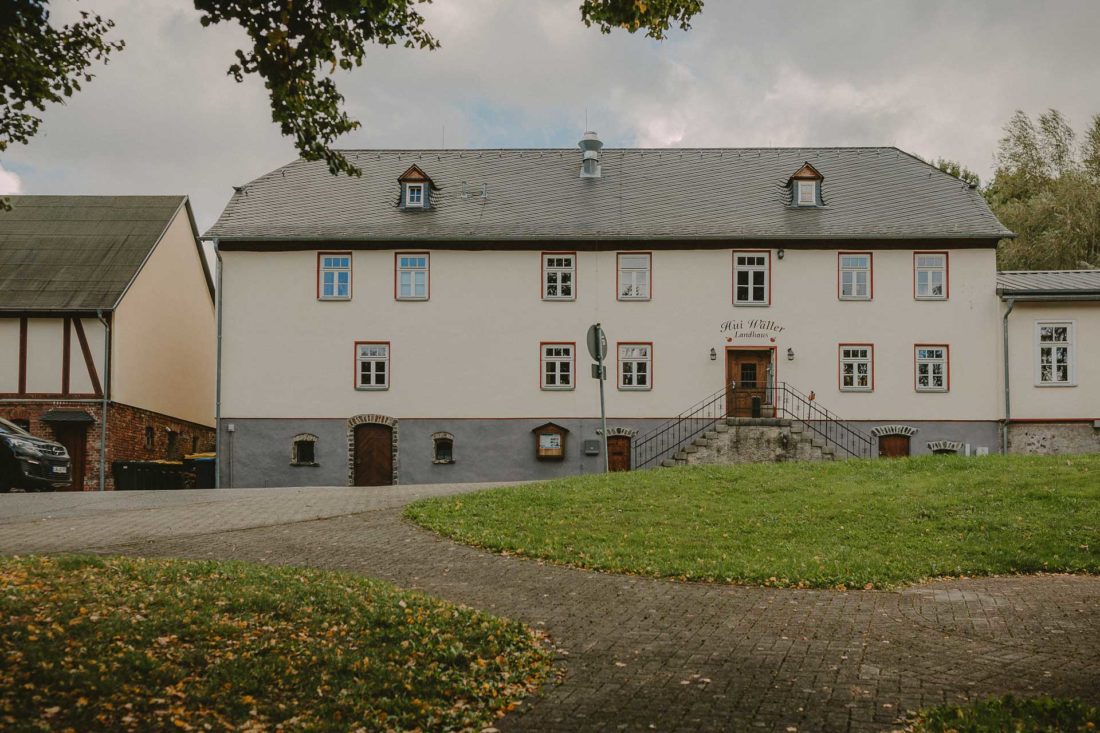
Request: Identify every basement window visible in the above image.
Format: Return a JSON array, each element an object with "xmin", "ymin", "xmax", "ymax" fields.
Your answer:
[
  {"xmin": 291, "ymin": 434, "xmax": 319, "ymax": 466},
  {"xmin": 432, "ymin": 432, "xmax": 455, "ymax": 464}
]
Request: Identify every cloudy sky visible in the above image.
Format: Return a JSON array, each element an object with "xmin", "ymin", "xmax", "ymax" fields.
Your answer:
[{"xmin": 4, "ymin": 0, "xmax": 1099, "ymax": 231}]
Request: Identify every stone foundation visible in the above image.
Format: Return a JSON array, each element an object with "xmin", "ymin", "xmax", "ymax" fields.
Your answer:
[{"xmin": 1007, "ymin": 422, "xmax": 1100, "ymax": 456}]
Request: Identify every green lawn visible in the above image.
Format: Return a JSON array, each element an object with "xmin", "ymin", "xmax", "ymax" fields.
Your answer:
[
  {"xmin": 0, "ymin": 555, "xmax": 551, "ymax": 732},
  {"xmin": 406, "ymin": 455, "xmax": 1100, "ymax": 589},
  {"xmin": 907, "ymin": 695, "xmax": 1100, "ymax": 732}
]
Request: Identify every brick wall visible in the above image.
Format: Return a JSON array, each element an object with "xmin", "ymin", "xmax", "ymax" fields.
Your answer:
[{"xmin": 0, "ymin": 401, "xmax": 214, "ymax": 491}]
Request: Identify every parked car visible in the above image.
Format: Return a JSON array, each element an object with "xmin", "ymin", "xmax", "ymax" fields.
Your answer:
[{"xmin": 0, "ymin": 418, "xmax": 71, "ymax": 493}]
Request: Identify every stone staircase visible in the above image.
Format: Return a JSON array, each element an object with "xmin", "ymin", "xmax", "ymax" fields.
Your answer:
[{"xmin": 660, "ymin": 417, "xmax": 836, "ymax": 467}]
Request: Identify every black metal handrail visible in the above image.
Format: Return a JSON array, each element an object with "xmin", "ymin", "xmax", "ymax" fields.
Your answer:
[
  {"xmin": 633, "ymin": 382, "xmax": 733, "ymax": 469},
  {"xmin": 770, "ymin": 382, "xmax": 874, "ymax": 458},
  {"xmin": 632, "ymin": 380, "xmax": 875, "ymax": 469}
]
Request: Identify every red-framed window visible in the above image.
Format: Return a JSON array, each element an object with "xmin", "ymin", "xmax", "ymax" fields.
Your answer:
[
  {"xmin": 541, "ymin": 252, "xmax": 576, "ymax": 301},
  {"xmin": 914, "ymin": 251, "xmax": 949, "ymax": 300},
  {"xmin": 617, "ymin": 342, "xmax": 653, "ymax": 390},
  {"xmin": 395, "ymin": 252, "xmax": 429, "ymax": 301},
  {"xmin": 838, "ymin": 343, "xmax": 874, "ymax": 392},
  {"xmin": 914, "ymin": 344, "xmax": 949, "ymax": 392},
  {"xmin": 355, "ymin": 341, "xmax": 390, "ymax": 390},
  {"xmin": 617, "ymin": 252, "xmax": 652, "ymax": 301},
  {"xmin": 317, "ymin": 252, "xmax": 352, "ymax": 300},
  {"xmin": 838, "ymin": 252, "xmax": 873, "ymax": 300},
  {"xmin": 732, "ymin": 250, "xmax": 771, "ymax": 306},
  {"xmin": 540, "ymin": 342, "xmax": 575, "ymax": 390}
]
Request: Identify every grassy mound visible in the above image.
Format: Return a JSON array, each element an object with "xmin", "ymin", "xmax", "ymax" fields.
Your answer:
[
  {"xmin": 907, "ymin": 695, "xmax": 1099, "ymax": 732},
  {"xmin": 407, "ymin": 455, "xmax": 1100, "ymax": 589},
  {"xmin": 0, "ymin": 555, "xmax": 551, "ymax": 731}
]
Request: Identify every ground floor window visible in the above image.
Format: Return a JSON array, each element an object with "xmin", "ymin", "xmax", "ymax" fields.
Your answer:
[
  {"xmin": 356, "ymin": 342, "xmax": 390, "ymax": 389},
  {"xmin": 541, "ymin": 343, "xmax": 574, "ymax": 390},
  {"xmin": 1037, "ymin": 321, "xmax": 1074, "ymax": 385},
  {"xmin": 915, "ymin": 345, "xmax": 949, "ymax": 392},
  {"xmin": 618, "ymin": 343, "xmax": 652, "ymax": 390},
  {"xmin": 839, "ymin": 345, "xmax": 873, "ymax": 391}
]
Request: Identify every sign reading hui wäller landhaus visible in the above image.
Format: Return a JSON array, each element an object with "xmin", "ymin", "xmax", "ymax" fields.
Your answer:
[{"xmin": 720, "ymin": 319, "xmax": 786, "ymax": 341}]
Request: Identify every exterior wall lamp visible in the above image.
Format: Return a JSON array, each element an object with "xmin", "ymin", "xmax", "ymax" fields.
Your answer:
[
  {"xmin": 777, "ymin": 248, "xmax": 785, "ymax": 260},
  {"xmin": 709, "ymin": 348, "xmax": 717, "ymax": 361},
  {"xmin": 787, "ymin": 347, "xmax": 795, "ymax": 361}
]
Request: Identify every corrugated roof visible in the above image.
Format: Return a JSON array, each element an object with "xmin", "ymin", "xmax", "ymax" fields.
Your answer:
[
  {"xmin": 997, "ymin": 270, "xmax": 1100, "ymax": 298},
  {"xmin": 206, "ymin": 147, "xmax": 1012, "ymax": 243},
  {"xmin": 0, "ymin": 195, "xmax": 198, "ymax": 311}
]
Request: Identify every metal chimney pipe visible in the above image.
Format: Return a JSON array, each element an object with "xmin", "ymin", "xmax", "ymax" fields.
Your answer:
[{"xmin": 579, "ymin": 131, "xmax": 603, "ymax": 178}]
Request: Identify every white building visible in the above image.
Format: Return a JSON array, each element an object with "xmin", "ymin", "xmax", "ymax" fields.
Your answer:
[{"xmin": 205, "ymin": 140, "xmax": 1097, "ymax": 487}]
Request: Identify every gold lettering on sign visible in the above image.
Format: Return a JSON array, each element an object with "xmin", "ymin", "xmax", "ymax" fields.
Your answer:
[{"xmin": 719, "ymin": 319, "xmax": 785, "ymax": 341}]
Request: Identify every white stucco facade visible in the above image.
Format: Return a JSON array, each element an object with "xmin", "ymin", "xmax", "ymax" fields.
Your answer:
[{"xmin": 221, "ymin": 246, "xmax": 1003, "ymax": 422}]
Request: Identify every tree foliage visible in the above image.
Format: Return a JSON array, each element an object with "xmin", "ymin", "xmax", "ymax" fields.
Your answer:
[
  {"xmin": 932, "ymin": 158, "xmax": 980, "ymax": 187},
  {"xmin": 0, "ymin": 0, "xmax": 124, "ymax": 155},
  {"xmin": 0, "ymin": 0, "xmax": 706, "ymax": 180},
  {"xmin": 987, "ymin": 109, "xmax": 1100, "ymax": 270}
]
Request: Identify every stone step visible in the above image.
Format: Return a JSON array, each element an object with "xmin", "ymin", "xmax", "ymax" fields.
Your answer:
[
  {"xmin": 725, "ymin": 417, "xmax": 793, "ymax": 427},
  {"xmin": 703, "ymin": 431, "xmax": 719, "ymax": 440},
  {"xmin": 693, "ymin": 438, "xmax": 711, "ymax": 447},
  {"xmin": 660, "ymin": 459, "xmax": 679, "ymax": 468},
  {"xmin": 789, "ymin": 422, "xmax": 805, "ymax": 434},
  {"xmin": 714, "ymin": 424, "xmax": 729, "ymax": 433},
  {"xmin": 682, "ymin": 444, "xmax": 699, "ymax": 454}
]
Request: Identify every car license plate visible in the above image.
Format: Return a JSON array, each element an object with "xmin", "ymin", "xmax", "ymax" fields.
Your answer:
[{"xmin": 52, "ymin": 466, "xmax": 68, "ymax": 474}]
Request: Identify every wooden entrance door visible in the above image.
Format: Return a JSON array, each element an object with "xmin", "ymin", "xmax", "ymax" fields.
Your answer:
[
  {"xmin": 726, "ymin": 349, "xmax": 773, "ymax": 417},
  {"xmin": 878, "ymin": 434, "xmax": 911, "ymax": 458},
  {"xmin": 50, "ymin": 424, "xmax": 86, "ymax": 491},
  {"xmin": 607, "ymin": 435, "xmax": 631, "ymax": 472},
  {"xmin": 353, "ymin": 423, "xmax": 393, "ymax": 486}
]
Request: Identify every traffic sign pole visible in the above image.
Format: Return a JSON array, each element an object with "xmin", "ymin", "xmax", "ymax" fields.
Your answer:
[{"xmin": 589, "ymin": 323, "xmax": 610, "ymax": 473}]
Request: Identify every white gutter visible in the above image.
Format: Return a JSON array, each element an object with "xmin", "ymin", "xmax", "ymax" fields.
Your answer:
[
  {"xmin": 1001, "ymin": 298, "xmax": 1015, "ymax": 454},
  {"xmin": 212, "ymin": 238, "xmax": 223, "ymax": 488}
]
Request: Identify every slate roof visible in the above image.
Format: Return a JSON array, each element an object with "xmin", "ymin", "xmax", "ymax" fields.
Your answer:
[
  {"xmin": 206, "ymin": 147, "xmax": 1012, "ymax": 243},
  {"xmin": 997, "ymin": 270, "xmax": 1100, "ymax": 299},
  {"xmin": 0, "ymin": 195, "xmax": 209, "ymax": 311}
]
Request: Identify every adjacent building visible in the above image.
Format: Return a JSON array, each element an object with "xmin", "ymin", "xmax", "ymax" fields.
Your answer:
[
  {"xmin": 0, "ymin": 196, "xmax": 216, "ymax": 490},
  {"xmin": 205, "ymin": 140, "xmax": 1099, "ymax": 488}
]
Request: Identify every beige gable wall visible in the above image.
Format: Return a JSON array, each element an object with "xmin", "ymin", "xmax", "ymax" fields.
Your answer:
[
  {"xmin": 221, "ymin": 247, "xmax": 1002, "ymax": 422},
  {"xmin": 1007, "ymin": 301, "xmax": 1100, "ymax": 420},
  {"xmin": 111, "ymin": 206, "xmax": 214, "ymax": 425},
  {"xmin": 0, "ymin": 319, "xmax": 19, "ymax": 392}
]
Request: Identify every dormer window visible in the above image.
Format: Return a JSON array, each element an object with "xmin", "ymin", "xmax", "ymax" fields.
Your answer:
[
  {"xmin": 398, "ymin": 164, "xmax": 433, "ymax": 210},
  {"xmin": 796, "ymin": 180, "xmax": 817, "ymax": 206},
  {"xmin": 788, "ymin": 162, "xmax": 823, "ymax": 207}
]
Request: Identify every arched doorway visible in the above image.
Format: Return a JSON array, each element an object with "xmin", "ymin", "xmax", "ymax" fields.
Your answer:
[
  {"xmin": 607, "ymin": 435, "xmax": 631, "ymax": 472},
  {"xmin": 347, "ymin": 415, "xmax": 397, "ymax": 486},
  {"xmin": 871, "ymin": 425, "xmax": 918, "ymax": 458}
]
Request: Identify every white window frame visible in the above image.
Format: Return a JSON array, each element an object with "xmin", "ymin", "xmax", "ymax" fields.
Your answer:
[
  {"xmin": 396, "ymin": 253, "xmax": 429, "ymax": 301},
  {"xmin": 355, "ymin": 343, "xmax": 390, "ymax": 390},
  {"xmin": 915, "ymin": 252, "xmax": 948, "ymax": 300},
  {"xmin": 542, "ymin": 253, "xmax": 576, "ymax": 301},
  {"xmin": 1035, "ymin": 321, "xmax": 1075, "ymax": 387},
  {"xmin": 839, "ymin": 253, "xmax": 872, "ymax": 300},
  {"xmin": 541, "ymin": 343, "xmax": 575, "ymax": 391},
  {"xmin": 618, "ymin": 343, "xmax": 652, "ymax": 391},
  {"xmin": 915, "ymin": 345, "xmax": 949, "ymax": 393},
  {"xmin": 318, "ymin": 253, "xmax": 351, "ymax": 301},
  {"xmin": 733, "ymin": 252, "xmax": 770, "ymax": 306},
  {"xmin": 405, "ymin": 183, "xmax": 424, "ymax": 208},
  {"xmin": 796, "ymin": 180, "xmax": 817, "ymax": 206},
  {"xmin": 617, "ymin": 253, "xmax": 651, "ymax": 301},
  {"xmin": 839, "ymin": 345, "xmax": 873, "ymax": 392}
]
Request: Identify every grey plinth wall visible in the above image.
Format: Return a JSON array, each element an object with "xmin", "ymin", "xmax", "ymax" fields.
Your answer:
[{"xmin": 217, "ymin": 417, "xmax": 1004, "ymax": 488}]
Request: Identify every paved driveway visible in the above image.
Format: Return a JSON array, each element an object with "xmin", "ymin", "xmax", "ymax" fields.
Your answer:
[{"xmin": 2, "ymin": 485, "xmax": 1098, "ymax": 732}]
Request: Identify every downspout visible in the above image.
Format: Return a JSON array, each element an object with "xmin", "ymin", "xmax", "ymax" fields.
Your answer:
[
  {"xmin": 213, "ymin": 238, "xmax": 223, "ymax": 488},
  {"xmin": 95, "ymin": 309, "xmax": 111, "ymax": 491},
  {"xmin": 1001, "ymin": 298, "xmax": 1015, "ymax": 454}
]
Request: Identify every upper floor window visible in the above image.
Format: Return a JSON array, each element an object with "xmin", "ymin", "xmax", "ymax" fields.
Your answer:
[
  {"xmin": 542, "ymin": 253, "xmax": 575, "ymax": 300},
  {"xmin": 839, "ymin": 253, "xmax": 872, "ymax": 300},
  {"xmin": 839, "ymin": 345, "xmax": 873, "ymax": 392},
  {"xmin": 396, "ymin": 254, "xmax": 429, "ymax": 300},
  {"xmin": 356, "ymin": 342, "xmax": 390, "ymax": 390},
  {"xmin": 405, "ymin": 183, "xmax": 424, "ymax": 208},
  {"xmin": 915, "ymin": 345, "xmax": 949, "ymax": 392},
  {"xmin": 541, "ymin": 343, "xmax": 574, "ymax": 390},
  {"xmin": 618, "ymin": 343, "xmax": 652, "ymax": 390},
  {"xmin": 1037, "ymin": 322, "xmax": 1074, "ymax": 386},
  {"xmin": 618, "ymin": 253, "xmax": 651, "ymax": 301},
  {"xmin": 915, "ymin": 253, "xmax": 948, "ymax": 300},
  {"xmin": 318, "ymin": 253, "xmax": 351, "ymax": 300},
  {"xmin": 733, "ymin": 251, "xmax": 770, "ymax": 306}
]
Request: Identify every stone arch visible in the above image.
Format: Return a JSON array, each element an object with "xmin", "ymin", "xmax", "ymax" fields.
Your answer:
[
  {"xmin": 597, "ymin": 427, "xmax": 639, "ymax": 438},
  {"xmin": 346, "ymin": 414, "xmax": 399, "ymax": 485},
  {"xmin": 869, "ymin": 424, "xmax": 919, "ymax": 438},
  {"xmin": 927, "ymin": 440, "xmax": 963, "ymax": 455}
]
